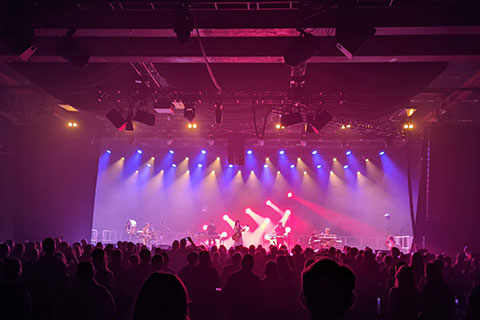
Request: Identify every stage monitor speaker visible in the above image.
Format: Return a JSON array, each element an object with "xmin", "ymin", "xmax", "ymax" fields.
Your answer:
[
  {"xmin": 106, "ymin": 109, "xmax": 127, "ymax": 131},
  {"xmin": 281, "ymin": 112, "xmax": 303, "ymax": 127},
  {"xmin": 0, "ymin": 27, "xmax": 37, "ymax": 61},
  {"xmin": 57, "ymin": 33, "xmax": 91, "ymax": 68},
  {"xmin": 336, "ymin": 23, "xmax": 375, "ymax": 59},
  {"xmin": 134, "ymin": 110, "xmax": 155, "ymax": 126}
]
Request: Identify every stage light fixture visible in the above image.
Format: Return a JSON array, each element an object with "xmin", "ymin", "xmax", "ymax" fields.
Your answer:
[
  {"xmin": 0, "ymin": 25, "xmax": 37, "ymax": 61},
  {"xmin": 365, "ymin": 158, "xmax": 369, "ymax": 162},
  {"xmin": 333, "ymin": 158, "xmax": 337, "ymax": 161},
  {"xmin": 106, "ymin": 150, "xmax": 112, "ymax": 154},
  {"xmin": 308, "ymin": 110, "xmax": 332, "ymax": 133},
  {"xmin": 214, "ymin": 103, "xmax": 223, "ymax": 124},
  {"xmin": 280, "ymin": 112, "xmax": 304, "ymax": 127},
  {"xmin": 57, "ymin": 29, "xmax": 91, "ymax": 67},
  {"xmin": 279, "ymin": 150, "xmax": 285, "ymax": 155},
  {"xmin": 379, "ymin": 151, "xmax": 385, "ymax": 156},
  {"xmin": 173, "ymin": 6, "xmax": 194, "ymax": 44},
  {"xmin": 160, "ymin": 170, "xmax": 164, "ymax": 173},
  {"xmin": 185, "ymin": 157, "xmax": 189, "ymax": 161},
  {"xmin": 147, "ymin": 164, "xmax": 151, "ymax": 167},
  {"xmin": 283, "ymin": 32, "xmax": 318, "ymax": 67},
  {"xmin": 266, "ymin": 157, "xmax": 270, "ymax": 161},
  {"xmin": 135, "ymin": 170, "xmax": 139, "ymax": 173},
  {"xmin": 287, "ymin": 192, "xmax": 293, "ymax": 198},
  {"xmin": 184, "ymin": 106, "xmax": 196, "ymax": 122},
  {"xmin": 172, "ymin": 164, "xmax": 177, "ymax": 167},
  {"xmin": 285, "ymin": 227, "xmax": 291, "ymax": 234},
  {"xmin": 67, "ymin": 121, "xmax": 79, "ymax": 128},
  {"xmin": 169, "ymin": 150, "xmax": 174, "ymax": 154},
  {"xmin": 275, "ymin": 123, "xmax": 284, "ymax": 130},
  {"xmin": 201, "ymin": 149, "xmax": 207, "ymax": 155},
  {"xmin": 223, "ymin": 215, "xmax": 229, "ymax": 221},
  {"xmin": 250, "ymin": 170, "xmax": 254, "ymax": 174},
  {"xmin": 202, "ymin": 225, "xmax": 208, "ymax": 231},
  {"xmin": 228, "ymin": 164, "xmax": 233, "ymax": 168},
  {"xmin": 405, "ymin": 108, "xmax": 417, "ymax": 117},
  {"xmin": 344, "ymin": 165, "xmax": 349, "ymax": 169},
  {"xmin": 357, "ymin": 171, "xmax": 361, "ymax": 175},
  {"xmin": 246, "ymin": 150, "xmax": 253, "ymax": 155},
  {"xmin": 290, "ymin": 164, "xmax": 295, "ymax": 168},
  {"xmin": 187, "ymin": 122, "xmax": 198, "ymax": 129},
  {"xmin": 134, "ymin": 110, "xmax": 155, "ymax": 126},
  {"xmin": 106, "ymin": 109, "xmax": 127, "ymax": 130},
  {"xmin": 297, "ymin": 157, "xmax": 301, "ymax": 161},
  {"xmin": 341, "ymin": 124, "xmax": 352, "ymax": 130},
  {"xmin": 264, "ymin": 164, "xmax": 268, "ymax": 168},
  {"xmin": 221, "ymin": 231, "xmax": 227, "ymax": 238},
  {"xmin": 137, "ymin": 149, "xmax": 143, "ymax": 154},
  {"xmin": 266, "ymin": 200, "xmax": 272, "ymax": 206},
  {"xmin": 304, "ymin": 171, "xmax": 307, "ymax": 175},
  {"xmin": 285, "ymin": 209, "xmax": 291, "ymax": 215},
  {"xmin": 330, "ymin": 171, "xmax": 334, "ymax": 174},
  {"xmin": 277, "ymin": 171, "xmax": 280, "ymax": 175},
  {"xmin": 346, "ymin": 150, "xmax": 352, "ymax": 155},
  {"xmin": 217, "ymin": 157, "xmax": 220, "ymax": 161},
  {"xmin": 198, "ymin": 164, "xmax": 203, "ymax": 168},
  {"xmin": 121, "ymin": 157, "xmax": 125, "ymax": 160},
  {"xmin": 312, "ymin": 150, "xmax": 318, "ymax": 155},
  {"xmin": 245, "ymin": 208, "xmax": 252, "ymax": 214},
  {"xmin": 403, "ymin": 123, "xmax": 414, "ymax": 130},
  {"xmin": 316, "ymin": 164, "xmax": 322, "ymax": 169},
  {"xmin": 211, "ymin": 170, "xmax": 215, "ymax": 174}
]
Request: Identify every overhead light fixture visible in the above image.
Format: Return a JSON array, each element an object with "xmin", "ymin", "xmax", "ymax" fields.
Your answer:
[
  {"xmin": 57, "ymin": 29, "xmax": 91, "ymax": 67},
  {"xmin": 307, "ymin": 111, "xmax": 332, "ymax": 134},
  {"xmin": 283, "ymin": 32, "xmax": 318, "ymax": 67},
  {"xmin": 215, "ymin": 103, "xmax": 223, "ymax": 124},
  {"xmin": 173, "ymin": 6, "xmax": 194, "ymax": 44},
  {"xmin": 184, "ymin": 105, "xmax": 195, "ymax": 122},
  {"xmin": 280, "ymin": 112, "xmax": 303, "ymax": 127},
  {"xmin": 134, "ymin": 110, "xmax": 155, "ymax": 126},
  {"xmin": 106, "ymin": 109, "xmax": 127, "ymax": 131}
]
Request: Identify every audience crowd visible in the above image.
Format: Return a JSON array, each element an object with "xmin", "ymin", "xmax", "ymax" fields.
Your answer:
[{"xmin": 0, "ymin": 236, "xmax": 479, "ymax": 320}]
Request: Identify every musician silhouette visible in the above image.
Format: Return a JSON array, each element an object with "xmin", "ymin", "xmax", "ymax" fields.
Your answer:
[{"xmin": 232, "ymin": 220, "xmax": 244, "ymax": 247}]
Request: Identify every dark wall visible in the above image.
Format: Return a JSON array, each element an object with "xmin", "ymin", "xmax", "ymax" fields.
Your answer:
[
  {"xmin": 0, "ymin": 115, "xmax": 99, "ymax": 243},
  {"xmin": 421, "ymin": 125, "xmax": 480, "ymax": 254}
]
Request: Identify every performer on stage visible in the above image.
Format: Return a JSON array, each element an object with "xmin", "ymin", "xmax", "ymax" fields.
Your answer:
[
  {"xmin": 274, "ymin": 222, "xmax": 287, "ymax": 246},
  {"xmin": 141, "ymin": 222, "xmax": 152, "ymax": 245},
  {"xmin": 385, "ymin": 235, "xmax": 396, "ymax": 250},
  {"xmin": 232, "ymin": 220, "xmax": 245, "ymax": 247},
  {"xmin": 206, "ymin": 219, "xmax": 218, "ymax": 246},
  {"xmin": 125, "ymin": 219, "xmax": 137, "ymax": 241}
]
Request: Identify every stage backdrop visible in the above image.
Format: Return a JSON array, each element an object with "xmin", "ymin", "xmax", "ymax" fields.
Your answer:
[{"xmin": 92, "ymin": 141, "xmax": 419, "ymax": 245}]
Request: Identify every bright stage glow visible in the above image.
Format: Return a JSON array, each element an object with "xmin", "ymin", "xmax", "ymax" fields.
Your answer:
[
  {"xmin": 135, "ymin": 170, "xmax": 139, "ymax": 173},
  {"xmin": 265, "ymin": 157, "xmax": 270, "ymax": 161},
  {"xmin": 228, "ymin": 164, "xmax": 233, "ymax": 168},
  {"xmin": 67, "ymin": 121, "xmax": 78, "ymax": 128},
  {"xmin": 287, "ymin": 192, "xmax": 293, "ymax": 198},
  {"xmin": 312, "ymin": 150, "xmax": 318, "ymax": 155},
  {"xmin": 151, "ymin": 157, "xmax": 155, "ymax": 160},
  {"xmin": 285, "ymin": 226, "xmax": 291, "ymax": 234},
  {"xmin": 346, "ymin": 150, "xmax": 352, "ymax": 155},
  {"xmin": 185, "ymin": 157, "xmax": 189, "ymax": 161},
  {"xmin": 221, "ymin": 232, "xmax": 227, "ymax": 238},
  {"xmin": 121, "ymin": 157, "xmax": 125, "ymax": 160},
  {"xmin": 316, "ymin": 164, "xmax": 322, "ymax": 169},
  {"xmin": 211, "ymin": 170, "xmax": 215, "ymax": 174},
  {"xmin": 202, "ymin": 224, "xmax": 208, "ymax": 231},
  {"xmin": 216, "ymin": 157, "xmax": 220, "ymax": 161},
  {"xmin": 160, "ymin": 170, "xmax": 164, "ymax": 173},
  {"xmin": 365, "ymin": 158, "xmax": 369, "ymax": 162},
  {"xmin": 172, "ymin": 164, "xmax": 177, "ymax": 167},
  {"xmin": 246, "ymin": 150, "xmax": 253, "ymax": 155},
  {"xmin": 304, "ymin": 171, "xmax": 307, "ymax": 175},
  {"xmin": 201, "ymin": 149, "xmax": 207, "ymax": 154},
  {"xmin": 264, "ymin": 164, "xmax": 268, "ymax": 168},
  {"xmin": 186, "ymin": 170, "xmax": 190, "ymax": 173},
  {"xmin": 223, "ymin": 214, "xmax": 229, "ymax": 220},
  {"xmin": 106, "ymin": 149, "xmax": 112, "ymax": 154},
  {"xmin": 169, "ymin": 150, "xmax": 174, "ymax": 154},
  {"xmin": 265, "ymin": 218, "xmax": 270, "ymax": 223},
  {"xmin": 266, "ymin": 200, "xmax": 272, "ymax": 206},
  {"xmin": 250, "ymin": 170, "xmax": 254, "ymax": 174},
  {"xmin": 147, "ymin": 164, "xmax": 151, "ymax": 167},
  {"xmin": 297, "ymin": 157, "xmax": 301, "ymax": 161},
  {"xmin": 357, "ymin": 171, "xmax": 361, "ymax": 175},
  {"xmin": 187, "ymin": 123, "xmax": 198, "ymax": 129},
  {"xmin": 279, "ymin": 150, "xmax": 285, "ymax": 155},
  {"xmin": 237, "ymin": 170, "xmax": 241, "ymax": 174},
  {"xmin": 245, "ymin": 208, "xmax": 252, "ymax": 214},
  {"xmin": 344, "ymin": 165, "xmax": 349, "ymax": 169},
  {"xmin": 333, "ymin": 158, "xmax": 337, "ymax": 161},
  {"xmin": 277, "ymin": 171, "xmax": 280, "ymax": 175},
  {"xmin": 330, "ymin": 171, "xmax": 334, "ymax": 174},
  {"xmin": 379, "ymin": 151, "xmax": 385, "ymax": 156},
  {"xmin": 285, "ymin": 209, "xmax": 291, "ymax": 215},
  {"xmin": 198, "ymin": 164, "xmax": 203, "ymax": 168},
  {"xmin": 137, "ymin": 149, "xmax": 143, "ymax": 154},
  {"xmin": 290, "ymin": 164, "xmax": 295, "ymax": 168}
]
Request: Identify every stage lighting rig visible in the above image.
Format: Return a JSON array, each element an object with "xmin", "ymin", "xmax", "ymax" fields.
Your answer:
[{"xmin": 283, "ymin": 32, "xmax": 318, "ymax": 67}]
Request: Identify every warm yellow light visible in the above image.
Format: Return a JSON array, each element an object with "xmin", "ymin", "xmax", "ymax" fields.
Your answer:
[
  {"xmin": 151, "ymin": 157, "xmax": 155, "ymax": 160},
  {"xmin": 186, "ymin": 170, "xmax": 190, "ymax": 173},
  {"xmin": 160, "ymin": 170, "xmax": 164, "ymax": 173},
  {"xmin": 403, "ymin": 123, "xmax": 414, "ymax": 130},
  {"xmin": 72, "ymin": 122, "xmax": 78, "ymax": 127},
  {"xmin": 365, "ymin": 158, "xmax": 369, "ymax": 162},
  {"xmin": 67, "ymin": 122, "xmax": 73, "ymax": 127},
  {"xmin": 185, "ymin": 157, "xmax": 189, "ymax": 161},
  {"xmin": 250, "ymin": 170, "xmax": 254, "ymax": 174},
  {"xmin": 265, "ymin": 157, "xmax": 269, "ymax": 161},
  {"xmin": 357, "ymin": 171, "xmax": 361, "ymax": 175},
  {"xmin": 275, "ymin": 124, "xmax": 281, "ymax": 129},
  {"xmin": 193, "ymin": 123, "xmax": 197, "ymax": 128},
  {"xmin": 187, "ymin": 123, "xmax": 192, "ymax": 129},
  {"xmin": 341, "ymin": 124, "xmax": 346, "ymax": 129},
  {"xmin": 277, "ymin": 171, "xmax": 280, "ymax": 175},
  {"xmin": 135, "ymin": 170, "xmax": 139, "ymax": 173},
  {"xmin": 333, "ymin": 158, "xmax": 337, "ymax": 161},
  {"xmin": 216, "ymin": 157, "xmax": 220, "ymax": 161},
  {"xmin": 409, "ymin": 124, "xmax": 414, "ymax": 129},
  {"xmin": 303, "ymin": 171, "xmax": 307, "ymax": 175},
  {"xmin": 346, "ymin": 124, "xmax": 351, "ymax": 128},
  {"xmin": 406, "ymin": 108, "xmax": 417, "ymax": 117},
  {"xmin": 297, "ymin": 157, "xmax": 301, "ymax": 161},
  {"xmin": 404, "ymin": 123, "xmax": 409, "ymax": 129},
  {"xmin": 330, "ymin": 171, "xmax": 334, "ymax": 175},
  {"xmin": 211, "ymin": 170, "xmax": 215, "ymax": 174}
]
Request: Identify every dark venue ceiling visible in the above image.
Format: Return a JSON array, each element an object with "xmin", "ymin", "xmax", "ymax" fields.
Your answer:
[{"xmin": 1, "ymin": 0, "xmax": 480, "ymax": 151}]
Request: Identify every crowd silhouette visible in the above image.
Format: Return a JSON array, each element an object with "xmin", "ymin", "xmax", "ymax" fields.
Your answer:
[{"xmin": 0, "ymin": 237, "xmax": 479, "ymax": 320}]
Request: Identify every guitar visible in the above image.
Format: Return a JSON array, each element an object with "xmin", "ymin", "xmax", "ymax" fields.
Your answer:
[{"xmin": 231, "ymin": 226, "xmax": 248, "ymax": 241}]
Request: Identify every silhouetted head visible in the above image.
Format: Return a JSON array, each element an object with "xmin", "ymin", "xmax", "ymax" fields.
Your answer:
[
  {"xmin": 264, "ymin": 261, "xmax": 278, "ymax": 278},
  {"xmin": 0, "ymin": 243, "xmax": 10, "ymax": 259},
  {"xmin": 42, "ymin": 238, "xmax": 56, "ymax": 256},
  {"xmin": 180, "ymin": 238, "xmax": 187, "ymax": 248},
  {"xmin": 395, "ymin": 265, "xmax": 415, "ymax": 288},
  {"xmin": 172, "ymin": 240, "xmax": 180, "ymax": 250},
  {"xmin": 133, "ymin": 272, "xmax": 188, "ymax": 320},
  {"xmin": 76, "ymin": 261, "xmax": 94, "ymax": 282},
  {"xmin": 187, "ymin": 252, "xmax": 198, "ymax": 266},
  {"xmin": 241, "ymin": 254, "xmax": 254, "ymax": 271},
  {"xmin": 139, "ymin": 249, "xmax": 151, "ymax": 264},
  {"xmin": 232, "ymin": 252, "xmax": 242, "ymax": 265},
  {"xmin": 198, "ymin": 250, "xmax": 210, "ymax": 265},
  {"xmin": 302, "ymin": 258, "xmax": 355, "ymax": 320},
  {"xmin": 425, "ymin": 262, "xmax": 443, "ymax": 284},
  {"xmin": 152, "ymin": 255, "xmax": 164, "ymax": 270},
  {"xmin": 111, "ymin": 249, "xmax": 122, "ymax": 264},
  {"xmin": 91, "ymin": 248, "xmax": 106, "ymax": 267},
  {"xmin": 2, "ymin": 258, "xmax": 21, "ymax": 281}
]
